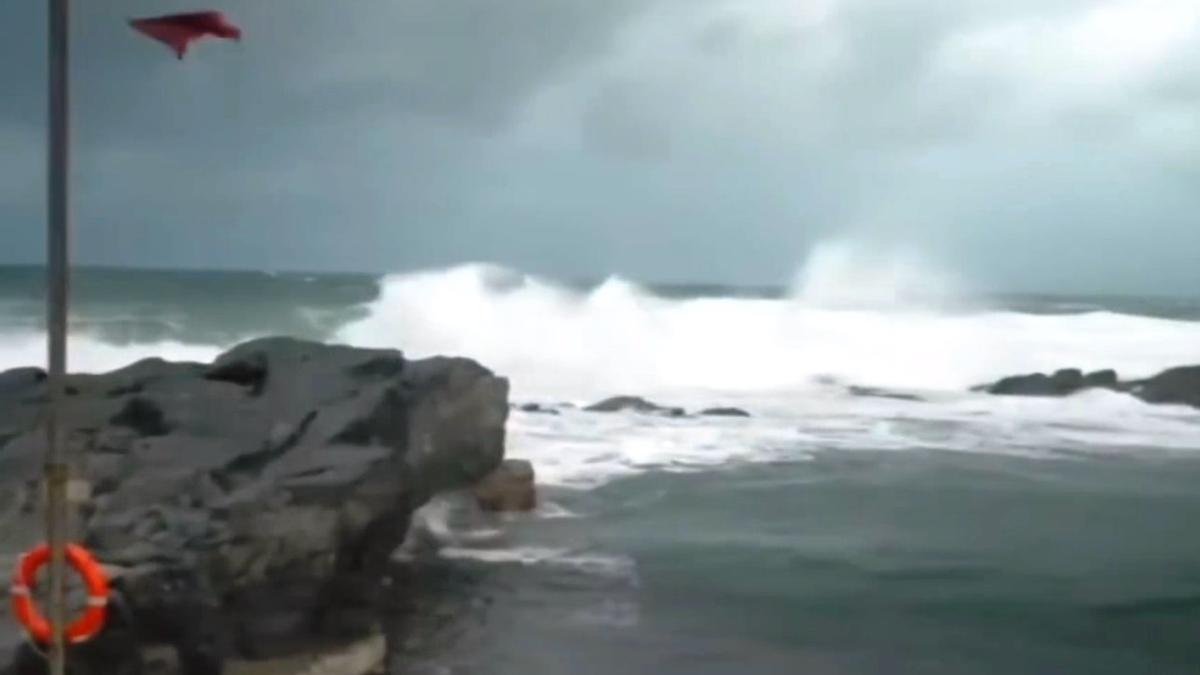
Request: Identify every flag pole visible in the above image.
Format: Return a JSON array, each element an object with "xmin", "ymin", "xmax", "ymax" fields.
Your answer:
[{"xmin": 45, "ymin": 0, "xmax": 71, "ymax": 672}]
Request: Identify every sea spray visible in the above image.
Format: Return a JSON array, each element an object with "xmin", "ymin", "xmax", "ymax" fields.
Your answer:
[{"xmin": 334, "ymin": 261, "xmax": 1200, "ymax": 400}]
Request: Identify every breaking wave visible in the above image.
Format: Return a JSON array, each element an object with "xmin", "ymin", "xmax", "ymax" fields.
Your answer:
[
  {"xmin": 1, "ymin": 241, "xmax": 1198, "ymax": 404},
  {"xmin": 334, "ymin": 251, "xmax": 1200, "ymax": 400}
]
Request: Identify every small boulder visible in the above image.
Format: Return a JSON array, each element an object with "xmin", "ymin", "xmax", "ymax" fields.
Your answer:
[
  {"xmin": 584, "ymin": 396, "xmax": 684, "ymax": 417},
  {"xmin": 846, "ymin": 386, "xmax": 924, "ymax": 402},
  {"xmin": 699, "ymin": 407, "xmax": 751, "ymax": 418},
  {"xmin": 516, "ymin": 403, "xmax": 559, "ymax": 415},
  {"xmin": 109, "ymin": 397, "xmax": 171, "ymax": 437},
  {"xmin": 473, "ymin": 459, "xmax": 537, "ymax": 512}
]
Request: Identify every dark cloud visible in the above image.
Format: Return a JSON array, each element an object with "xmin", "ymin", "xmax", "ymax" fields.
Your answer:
[
  {"xmin": 1, "ymin": 0, "xmax": 1198, "ymax": 293},
  {"xmin": 0, "ymin": 0, "xmax": 653, "ymax": 270},
  {"xmin": 1, "ymin": 1, "xmax": 646, "ymax": 129},
  {"xmin": 254, "ymin": 0, "xmax": 647, "ymax": 131}
]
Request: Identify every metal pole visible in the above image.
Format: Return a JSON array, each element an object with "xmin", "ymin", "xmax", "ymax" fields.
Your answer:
[{"xmin": 45, "ymin": 0, "xmax": 71, "ymax": 673}]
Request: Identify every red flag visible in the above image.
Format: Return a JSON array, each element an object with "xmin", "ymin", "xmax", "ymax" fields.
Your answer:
[{"xmin": 129, "ymin": 11, "xmax": 241, "ymax": 59}]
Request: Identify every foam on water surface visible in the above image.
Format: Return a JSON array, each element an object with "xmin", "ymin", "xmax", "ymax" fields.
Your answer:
[{"xmin": 1, "ymin": 247, "xmax": 1198, "ymax": 492}]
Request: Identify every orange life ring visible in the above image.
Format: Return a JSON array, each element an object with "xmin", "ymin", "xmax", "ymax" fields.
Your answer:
[{"xmin": 9, "ymin": 543, "xmax": 109, "ymax": 645}]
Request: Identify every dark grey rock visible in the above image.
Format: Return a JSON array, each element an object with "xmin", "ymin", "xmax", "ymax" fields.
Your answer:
[
  {"xmin": 0, "ymin": 337, "xmax": 509, "ymax": 672},
  {"xmin": 846, "ymin": 386, "xmax": 924, "ymax": 402},
  {"xmin": 515, "ymin": 402, "xmax": 559, "ymax": 415},
  {"xmin": 0, "ymin": 630, "xmax": 21, "ymax": 675},
  {"xmin": 698, "ymin": 407, "xmax": 752, "ymax": 417},
  {"xmin": 1082, "ymin": 369, "xmax": 1120, "ymax": 389},
  {"xmin": 978, "ymin": 373, "xmax": 1054, "ymax": 396},
  {"xmin": 984, "ymin": 369, "xmax": 1060, "ymax": 391},
  {"xmin": 0, "ymin": 367, "xmax": 45, "ymax": 393},
  {"xmin": 584, "ymin": 396, "xmax": 684, "ymax": 417},
  {"xmin": 982, "ymin": 369, "xmax": 1089, "ymax": 397},
  {"xmin": 110, "ymin": 397, "xmax": 172, "ymax": 437},
  {"xmin": 1051, "ymin": 368, "xmax": 1084, "ymax": 392},
  {"xmin": 5, "ymin": 590, "xmax": 145, "ymax": 675},
  {"xmin": 204, "ymin": 350, "xmax": 268, "ymax": 394},
  {"xmin": 977, "ymin": 364, "xmax": 1200, "ymax": 408},
  {"xmin": 1130, "ymin": 366, "xmax": 1200, "ymax": 409}
]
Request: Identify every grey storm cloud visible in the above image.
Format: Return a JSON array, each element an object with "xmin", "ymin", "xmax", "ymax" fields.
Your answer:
[
  {"xmin": 0, "ymin": 0, "xmax": 654, "ymax": 267},
  {"xmin": 1, "ymin": 0, "xmax": 1198, "ymax": 293},
  {"xmin": 582, "ymin": 80, "xmax": 676, "ymax": 160}
]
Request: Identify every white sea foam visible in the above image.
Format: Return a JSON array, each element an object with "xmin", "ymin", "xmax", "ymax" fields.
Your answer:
[
  {"xmin": 505, "ymin": 391, "xmax": 1200, "ymax": 489},
  {"xmin": 536, "ymin": 501, "xmax": 583, "ymax": 519},
  {"xmin": 438, "ymin": 546, "xmax": 635, "ymax": 577},
  {"xmin": 2, "ymin": 241, "xmax": 1198, "ymax": 491},
  {"xmin": 0, "ymin": 331, "xmax": 222, "ymax": 374},
  {"xmin": 334, "ymin": 249, "xmax": 1200, "ymax": 402}
]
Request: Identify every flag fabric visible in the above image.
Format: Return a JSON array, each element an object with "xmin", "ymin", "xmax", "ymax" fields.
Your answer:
[{"xmin": 129, "ymin": 11, "xmax": 241, "ymax": 59}]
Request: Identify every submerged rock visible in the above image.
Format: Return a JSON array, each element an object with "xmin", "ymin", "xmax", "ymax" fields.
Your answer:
[
  {"xmin": 0, "ymin": 337, "xmax": 509, "ymax": 673},
  {"xmin": 472, "ymin": 459, "xmax": 537, "ymax": 512},
  {"xmin": 698, "ymin": 407, "xmax": 752, "ymax": 418},
  {"xmin": 514, "ymin": 402, "xmax": 560, "ymax": 415},
  {"xmin": 584, "ymin": 396, "xmax": 684, "ymax": 417},
  {"xmin": 846, "ymin": 386, "xmax": 924, "ymax": 402}
]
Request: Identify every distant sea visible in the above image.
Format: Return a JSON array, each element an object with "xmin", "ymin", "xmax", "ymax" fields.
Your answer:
[{"xmin": 2, "ymin": 263, "xmax": 1199, "ymax": 674}]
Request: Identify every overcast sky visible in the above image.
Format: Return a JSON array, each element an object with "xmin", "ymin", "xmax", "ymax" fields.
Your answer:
[{"xmin": 1, "ymin": 0, "xmax": 1198, "ymax": 293}]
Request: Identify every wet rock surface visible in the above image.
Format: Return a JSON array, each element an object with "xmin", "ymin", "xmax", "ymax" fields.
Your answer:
[
  {"xmin": 698, "ymin": 407, "xmax": 752, "ymax": 417},
  {"xmin": 0, "ymin": 337, "xmax": 509, "ymax": 674},
  {"xmin": 472, "ymin": 460, "xmax": 537, "ymax": 513},
  {"xmin": 1128, "ymin": 366, "xmax": 1200, "ymax": 409},
  {"xmin": 584, "ymin": 396, "xmax": 684, "ymax": 417},
  {"xmin": 976, "ymin": 365, "xmax": 1200, "ymax": 410}
]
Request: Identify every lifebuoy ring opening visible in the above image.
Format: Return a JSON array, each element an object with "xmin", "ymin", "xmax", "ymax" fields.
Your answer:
[{"xmin": 9, "ymin": 543, "xmax": 109, "ymax": 645}]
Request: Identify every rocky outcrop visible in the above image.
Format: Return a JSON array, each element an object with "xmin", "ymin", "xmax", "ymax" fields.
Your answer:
[
  {"xmin": 0, "ymin": 337, "xmax": 509, "ymax": 674},
  {"xmin": 1128, "ymin": 366, "xmax": 1200, "ymax": 409},
  {"xmin": 584, "ymin": 396, "xmax": 684, "ymax": 417},
  {"xmin": 976, "ymin": 365, "xmax": 1200, "ymax": 410},
  {"xmin": 472, "ymin": 459, "xmax": 537, "ymax": 512},
  {"xmin": 976, "ymin": 368, "xmax": 1124, "ymax": 397}
]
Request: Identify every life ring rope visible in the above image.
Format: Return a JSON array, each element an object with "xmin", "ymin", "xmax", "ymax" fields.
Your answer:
[{"xmin": 8, "ymin": 543, "xmax": 109, "ymax": 645}]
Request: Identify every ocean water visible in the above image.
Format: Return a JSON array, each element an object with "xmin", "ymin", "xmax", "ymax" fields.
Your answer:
[{"xmin": 1, "ymin": 254, "xmax": 1199, "ymax": 674}]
